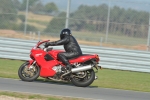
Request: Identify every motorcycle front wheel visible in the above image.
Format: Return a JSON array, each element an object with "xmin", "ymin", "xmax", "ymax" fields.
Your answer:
[
  {"xmin": 71, "ymin": 69, "xmax": 95, "ymax": 87},
  {"xmin": 18, "ymin": 61, "xmax": 40, "ymax": 82}
]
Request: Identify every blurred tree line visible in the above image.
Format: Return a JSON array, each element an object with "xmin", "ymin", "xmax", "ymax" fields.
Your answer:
[
  {"xmin": 0, "ymin": 0, "xmax": 18, "ymax": 29},
  {"xmin": 0, "ymin": 0, "xmax": 149, "ymax": 38},
  {"xmin": 19, "ymin": 0, "xmax": 58, "ymax": 14},
  {"xmin": 46, "ymin": 4, "xmax": 149, "ymax": 38},
  {"xmin": 0, "ymin": 0, "xmax": 58, "ymax": 31}
]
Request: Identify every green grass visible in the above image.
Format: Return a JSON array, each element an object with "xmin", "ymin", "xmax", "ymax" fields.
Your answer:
[
  {"xmin": 93, "ymin": 69, "xmax": 150, "ymax": 92},
  {"xmin": 73, "ymin": 31, "xmax": 147, "ymax": 45},
  {"xmin": 0, "ymin": 91, "xmax": 84, "ymax": 100},
  {"xmin": 0, "ymin": 59, "xmax": 23, "ymax": 79},
  {"xmin": 0, "ymin": 58, "xmax": 150, "ymax": 92}
]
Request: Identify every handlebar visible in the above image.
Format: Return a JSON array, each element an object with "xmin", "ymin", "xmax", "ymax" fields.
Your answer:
[{"xmin": 35, "ymin": 40, "xmax": 50, "ymax": 48}]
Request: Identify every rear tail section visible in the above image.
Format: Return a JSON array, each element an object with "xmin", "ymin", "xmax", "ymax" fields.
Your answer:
[{"xmin": 69, "ymin": 54, "xmax": 99, "ymax": 63}]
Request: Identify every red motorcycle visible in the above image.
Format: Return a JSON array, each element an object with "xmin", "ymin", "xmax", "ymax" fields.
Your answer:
[{"xmin": 18, "ymin": 40, "xmax": 101, "ymax": 87}]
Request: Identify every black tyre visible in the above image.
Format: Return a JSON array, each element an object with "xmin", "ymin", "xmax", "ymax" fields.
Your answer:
[
  {"xmin": 71, "ymin": 69, "xmax": 95, "ymax": 87},
  {"xmin": 18, "ymin": 61, "xmax": 40, "ymax": 82}
]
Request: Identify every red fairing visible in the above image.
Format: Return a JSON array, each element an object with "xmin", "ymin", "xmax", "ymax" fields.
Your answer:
[
  {"xmin": 38, "ymin": 60, "xmax": 58, "ymax": 77},
  {"xmin": 29, "ymin": 40, "xmax": 100, "ymax": 78},
  {"xmin": 28, "ymin": 58, "xmax": 58, "ymax": 77},
  {"xmin": 30, "ymin": 47, "xmax": 59, "ymax": 77}
]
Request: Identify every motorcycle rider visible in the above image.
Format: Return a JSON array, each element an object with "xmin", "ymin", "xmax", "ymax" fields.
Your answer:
[{"xmin": 45, "ymin": 28, "xmax": 82, "ymax": 72}]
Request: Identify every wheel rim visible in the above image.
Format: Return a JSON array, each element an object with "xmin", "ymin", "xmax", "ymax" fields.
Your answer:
[
  {"xmin": 73, "ymin": 70, "xmax": 92, "ymax": 82},
  {"xmin": 21, "ymin": 65, "xmax": 38, "ymax": 78}
]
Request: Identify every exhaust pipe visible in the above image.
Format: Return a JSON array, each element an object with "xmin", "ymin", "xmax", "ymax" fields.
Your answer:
[
  {"xmin": 61, "ymin": 65, "xmax": 93, "ymax": 78},
  {"xmin": 71, "ymin": 65, "xmax": 93, "ymax": 73}
]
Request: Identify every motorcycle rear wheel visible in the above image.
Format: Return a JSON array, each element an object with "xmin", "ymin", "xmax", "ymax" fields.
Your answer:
[
  {"xmin": 18, "ymin": 61, "xmax": 40, "ymax": 82},
  {"xmin": 71, "ymin": 69, "xmax": 95, "ymax": 87}
]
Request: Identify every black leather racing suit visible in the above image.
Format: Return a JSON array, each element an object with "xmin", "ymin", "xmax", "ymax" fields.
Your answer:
[{"xmin": 47, "ymin": 35, "xmax": 82, "ymax": 66}]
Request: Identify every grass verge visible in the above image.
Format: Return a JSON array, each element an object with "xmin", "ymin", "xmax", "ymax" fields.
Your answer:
[
  {"xmin": 0, "ymin": 91, "xmax": 86, "ymax": 100},
  {"xmin": 0, "ymin": 58, "xmax": 150, "ymax": 93}
]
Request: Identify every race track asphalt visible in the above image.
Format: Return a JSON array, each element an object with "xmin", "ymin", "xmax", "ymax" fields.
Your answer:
[{"xmin": 0, "ymin": 78, "xmax": 150, "ymax": 100}]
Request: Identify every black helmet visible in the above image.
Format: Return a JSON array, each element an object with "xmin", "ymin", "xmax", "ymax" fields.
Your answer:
[{"xmin": 60, "ymin": 28, "xmax": 71, "ymax": 39}]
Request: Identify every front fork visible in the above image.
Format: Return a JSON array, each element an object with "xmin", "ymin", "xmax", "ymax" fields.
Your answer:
[{"xmin": 28, "ymin": 60, "xmax": 36, "ymax": 70}]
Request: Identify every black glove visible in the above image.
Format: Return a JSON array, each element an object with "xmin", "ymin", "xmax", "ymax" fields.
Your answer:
[
  {"xmin": 44, "ymin": 42, "xmax": 49, "ymax": 48},
  {"xmin": 44, "ymin": 42, "xmax": 55, "ymax": 47}
]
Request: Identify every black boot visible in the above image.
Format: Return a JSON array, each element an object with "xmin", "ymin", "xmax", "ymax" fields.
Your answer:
[
  {"xmin": 66, "ymin": 64, "xmax": 72, "ymax": 72},
  {"xmin": 61, "ymin": 65, "xmax": 72, "ymax": 72},
  {"xmin": 57, "ymin": 53, "xmax": 72, "ymax": 72}
]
